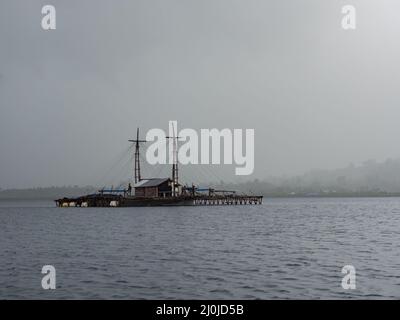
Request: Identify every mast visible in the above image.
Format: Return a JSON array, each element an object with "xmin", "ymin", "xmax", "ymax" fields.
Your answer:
[
  {"xmin": 166, "ymin": 123, "xmax": 180, "ymax": 196},
  {"xmin": 129, "ymin": 128, "xmax": 146, "ymax": 184}
]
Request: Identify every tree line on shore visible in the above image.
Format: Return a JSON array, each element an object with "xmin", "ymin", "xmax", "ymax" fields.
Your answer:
[{"xmin": 2, "ymin": 158, "xmax": 400, "ymax": 199}]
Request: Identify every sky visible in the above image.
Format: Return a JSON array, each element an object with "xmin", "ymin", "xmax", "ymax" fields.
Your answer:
[{"xmin": 1, "ymin": 0, "xmax": 400, "ymax": 188}]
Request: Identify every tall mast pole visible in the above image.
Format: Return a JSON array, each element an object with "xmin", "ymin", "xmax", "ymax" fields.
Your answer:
[
  {"xmin": 135, "ymin": 128, "xmax": 141, "ymax": 184},
  {"xmin": 172, "ymin": 125, "xmax": 178, "ymax": 193},
  {"xmin": 129, "ymin": 128, "xmax": 146, "ymax": 184},
  {"xmin": 167, "ymin": 124, "xmax": 180, "ymax": 197}
]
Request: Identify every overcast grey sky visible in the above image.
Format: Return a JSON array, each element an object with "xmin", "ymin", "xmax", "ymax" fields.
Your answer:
[{"xmin": 1, "ymin": 0, "xmax": 400, "ymax": 188}]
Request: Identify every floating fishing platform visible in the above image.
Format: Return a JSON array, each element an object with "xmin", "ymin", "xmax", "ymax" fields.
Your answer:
[
  {"xmin": 55, "ymin": 194, "xmax": 263, "ymax": 207},
  {"xmin": 55, "ymin": 128, "xmax": 263, "ymax": 207}
]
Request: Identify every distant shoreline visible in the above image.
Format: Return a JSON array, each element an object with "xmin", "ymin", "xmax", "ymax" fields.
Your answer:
[
  {"xmin": 2, "ymin": 194, "xmax": 400, "ymax": 201},
  {"xmin": 2, "ymin": 185, "xmax": 400, "ymax": 201}
]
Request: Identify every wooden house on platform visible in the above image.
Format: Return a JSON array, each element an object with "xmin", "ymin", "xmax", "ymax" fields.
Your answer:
[{"xmin": 134, "ymin": 178, "xmax": 172, "ymax": 198}]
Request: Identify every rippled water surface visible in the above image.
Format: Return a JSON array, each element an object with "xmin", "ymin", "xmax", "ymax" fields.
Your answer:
[{"xmin": 1, "ymin": 197, "xmax": 400, "ymax": 299}]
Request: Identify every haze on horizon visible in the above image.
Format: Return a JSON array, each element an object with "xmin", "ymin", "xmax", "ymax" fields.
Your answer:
[{"xmin": 1, "ymin": 0, "xmax": 400, "ymax": 189}]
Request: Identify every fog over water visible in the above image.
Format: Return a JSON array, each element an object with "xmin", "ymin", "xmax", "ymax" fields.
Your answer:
[{"xmin": 1, "ymin": 1, "xmax": 400, "ymax": 188}]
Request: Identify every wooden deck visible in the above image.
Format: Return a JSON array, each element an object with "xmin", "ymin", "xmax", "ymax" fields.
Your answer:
[{"xmin": 55, "ymin": 194, "xmax": 263, "ymax": 207}]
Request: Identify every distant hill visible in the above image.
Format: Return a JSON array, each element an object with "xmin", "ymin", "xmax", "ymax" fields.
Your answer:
[
  {"xmin": 0, "ymin": 186, "xmax": 96, "ymax": 200},
  {"xmin": 217, "ymin": 158, "xmax": 400, "ymax": 197},
  {"xmin": 2, "ymin": 159, "xmax": 400, "ymax": 199}
]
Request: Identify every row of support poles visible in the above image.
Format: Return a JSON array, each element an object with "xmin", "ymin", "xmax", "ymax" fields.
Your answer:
[{"xmin": 193, "ymin": 197, "xmax": 263, "ymax": 206}]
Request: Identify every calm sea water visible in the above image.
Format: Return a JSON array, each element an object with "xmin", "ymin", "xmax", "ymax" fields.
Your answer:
[{"xmin": 1, "ymin": 197, "xmax": 400, "ymax": 299}]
